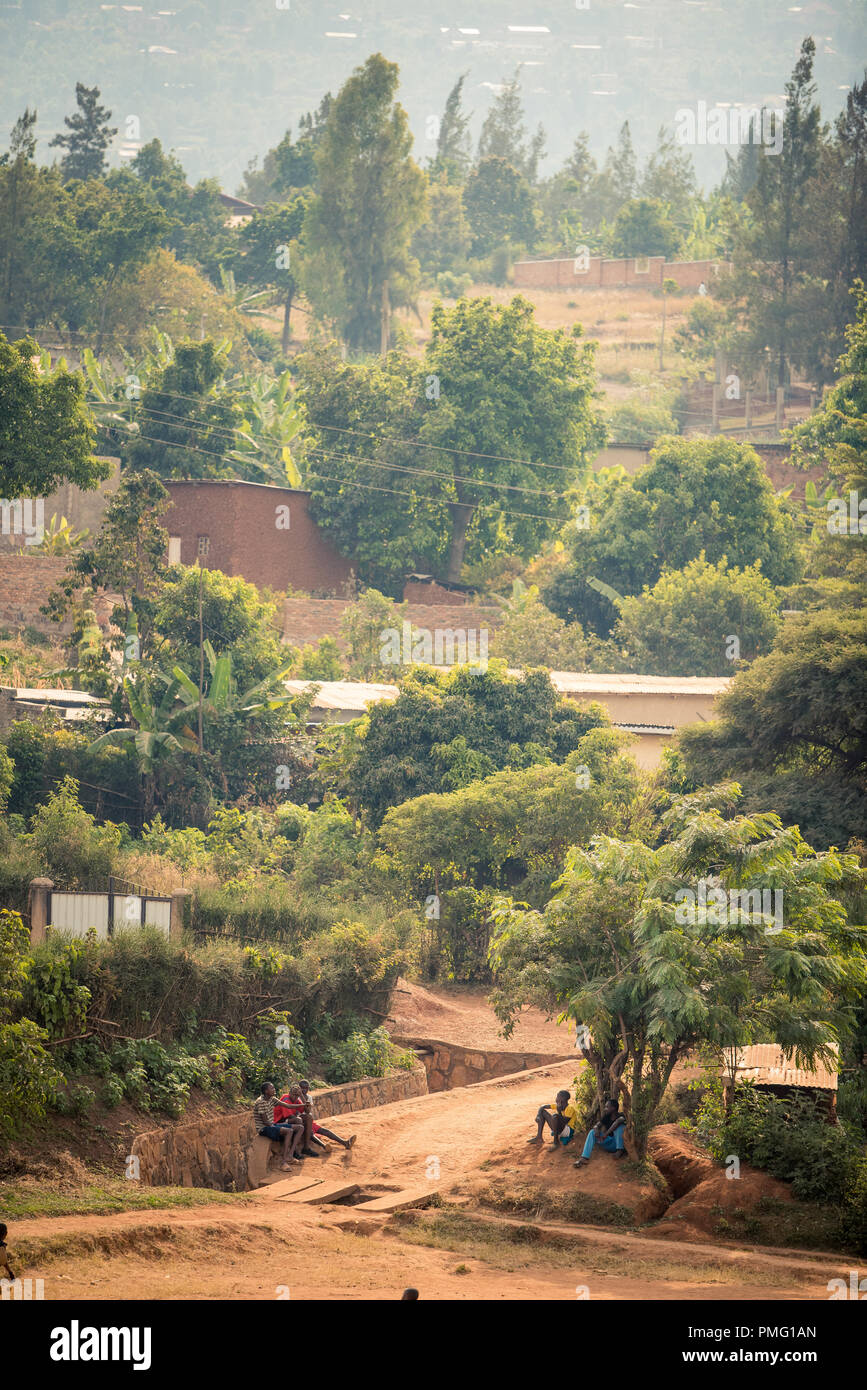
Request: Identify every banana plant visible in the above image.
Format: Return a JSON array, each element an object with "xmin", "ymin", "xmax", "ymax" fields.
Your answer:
[
  {"xmin": 35, "ymin": 514, "xmax": 90, "ymax": 553},
  {"xmin": 91, "ymin": 672, "xmax": 200, "ymax": 774},
  {"xmin": 228, "ymin": 368, "xmax": 305, "ymax": 487},
  {"xmin": 169, "ymin": 641, "xmax": 298, "ymax": 722},
  {"xmin": 803, "ymin": 479, "xmax": 837, "ymax": 545},
  {"xmin": 218, "ymin": 265, "xmax": 274, "ymax": 317}
]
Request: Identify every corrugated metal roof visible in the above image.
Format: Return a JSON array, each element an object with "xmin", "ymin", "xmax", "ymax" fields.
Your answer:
[
  {"xmin": 283, "ymin": 679, "xmax": 399, "ymax": 712},
  {"xmin": 731, "ymin": 1043, "xmax": 839, "ymax": 1091},
  {"xmin": 1, "ymin": 686, "xmax": 106, "ymax": 705},
  {"xmin": 546, "ymin": 672, "xmax": 731, "ymax": 697}
]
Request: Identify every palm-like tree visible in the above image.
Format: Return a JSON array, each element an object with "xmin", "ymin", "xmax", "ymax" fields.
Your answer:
[{"xmin": 228, "ymin": 369, "xmax": 306, "ymax": 487}]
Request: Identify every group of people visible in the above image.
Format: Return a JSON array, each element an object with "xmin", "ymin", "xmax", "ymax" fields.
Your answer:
[
  {"xmin": 254, "ymin": 1080, "xmax": 357, "ymax": 1171},
  {"xmin": 530, "ymin": 1090, "xmax": 626, "ymax": 1166}
]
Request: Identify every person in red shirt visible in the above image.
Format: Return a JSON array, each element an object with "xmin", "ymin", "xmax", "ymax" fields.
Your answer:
[{"xmin": 276, "ymin": 1082, "xmax": 356, "ymax": 1153}]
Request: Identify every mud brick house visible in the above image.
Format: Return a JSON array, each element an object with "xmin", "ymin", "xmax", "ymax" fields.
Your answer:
[
  {"xmin": 513, "ymin": 255, "xmax": 728, "ymax": 293},
  {"xmin": 163, "ymin": 480, "xmax": 355, "ymax": 596}
]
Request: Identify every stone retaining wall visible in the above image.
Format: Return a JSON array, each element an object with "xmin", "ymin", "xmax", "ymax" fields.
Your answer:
[
  {"xmin": 394, "ymin": 1036, "xmax": 573, "ymax": 1092},
  {"xmin": 130, "ymin": 1063, "xmax": 428, "ymax": 1189}
]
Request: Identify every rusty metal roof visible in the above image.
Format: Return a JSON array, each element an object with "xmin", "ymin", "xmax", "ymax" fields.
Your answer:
[{"xmin": 731, "ymin": 1043, "xmax": 839, "ymax": 1091}]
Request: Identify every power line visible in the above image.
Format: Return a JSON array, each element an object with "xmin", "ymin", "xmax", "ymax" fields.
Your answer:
[
  {"xmin": 113, "ymin": 401, "xmax": 568, "ymax": 500},
  {"xmin": 95, "ymin": 423, "xmax": 572, "ymax": 524}
]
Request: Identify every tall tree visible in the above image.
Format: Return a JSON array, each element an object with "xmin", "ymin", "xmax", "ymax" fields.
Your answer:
[
  {"xmin": 722, "ymin": 39, "xmax": 824, "ymax": 387},
  {"xmin": 234, "ymin": 197, "xmax": 308, "ymax": 353},
  {"xmin": 490, "ymin": 787, "xmax": 865, "ymax": 1159},
  {"xmin": 50, "ymin": 83, "xmax": 117, "ymax": 182},
  {"xmin": 477, "ymin": 67, "xmax": 546, "ymax": 183},
  {"xmin": 0, "ymin": 109, "xmax": 37, "ymax": 322},
  {"xmin": 304, "ymin": 54, "xmax": 427, "ymax": 353},
  {"xmin": 431, "ymin": 73, "xmax": 472, "ymax": 180},
  {"xmin": 463, "ymin": 157, "xmax": 537, "ymax": 256}
]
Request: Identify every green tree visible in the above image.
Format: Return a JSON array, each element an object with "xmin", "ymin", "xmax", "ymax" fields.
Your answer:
[
  {"xmin": 489, "ymin": 786, "xmax": 867, "ymax": 1158},
  {"xmin": 0, "ymin": 108, "xmax": 37, "ymax": 323},
  {"xmin": 154, "ymin": 565, "xmax": 285, "ymax": 693},
  {"xmin": 722, "ymin": 39, "xmax": 824, "ymax": 386},
  {"xmin": 304, "ymin": 54, "xmax": 427, "ymax": 353},
  {"xmin": 0, "ymin": 332, "xmax": 105, "ymax": 497},
  {"xmin": 431, "ymin": 73, "xmax": 472, "ymax": 180},
  {"xmin": 125, "ymin": 338, "xmax": 242, "ymax": 478},
  {"xmin": 477, "ymin": 68, "xmax": 545, "ymax": 183},
  {"xmin": 234, "ymin": 197, "xmax": 308, "ymax": 353},
  {"xmin": 639, "ymin": 126, "xmax": 696, "ymax": 232},
  {"xmin": 420, "ymin": 296, "xmax": 603, "ymax": 582},
  {"xmin": 614, "ymin": 555, "xmax": 781, "ymax": 676},
  {"xmin": 610, "ymin": 199, "xmax": 680, "ymax": 259},
  {"xmin": 126, "ymin": 140, "xmax": 226, "ymax": 266},
  {"xmin": 462, "ymin": 157, "xmax": 537, "ymax": 257},
  {"xmin": 42, "ymin": 469, "xmax": 171, "ymax": 666},
  {"xmin": 50, "ymin": 83, "xmax": 117, "ymax": 182},
  {"xmin": 677, "ymin": 608, "xmax": 867, "ymax": 850},
  {"xmin": 412, "ymin": 173, "xmax": 472, "ymax": 277},
  {"xmin": 346, "ymin": 663, "xmax": 609, "ymax": 824},
  {"xmin": 545, "ymin": 438, "xmax": 801, "ymax": 635}
]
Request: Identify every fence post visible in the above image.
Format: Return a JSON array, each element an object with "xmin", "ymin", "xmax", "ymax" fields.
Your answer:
[
  {"xmin": 170, "ymin": 889, "xmax": 190, "ymax": 940},
  {"xmin": 28, "ymin": 878, "xmax": 54, "ymax": 945}
]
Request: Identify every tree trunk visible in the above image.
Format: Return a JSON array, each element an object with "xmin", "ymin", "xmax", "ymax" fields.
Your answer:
[
  {"xmin": 444, "ymin": 500, "xmax": 473, "ymax": 583},
  {"xmin": 282, "ymin": 288, "xmax": 294, "ymax": 355},
  {"xmin": 380, "ymin": 278, "xmax": 390, "ymax": 357}
]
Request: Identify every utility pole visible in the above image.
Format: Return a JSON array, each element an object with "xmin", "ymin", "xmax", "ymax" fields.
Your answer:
[{"xmin": 197, "ymin": 559, "xmax": 204, "ymax": 755}]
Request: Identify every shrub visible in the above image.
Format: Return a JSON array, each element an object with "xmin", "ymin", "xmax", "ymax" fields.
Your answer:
[
  {"xmin": 28, "ymin": 777, "xmax": 123, "ymax": 886},
  {"xmin": 0, "ymin": 909, "xmax": 60, "ymax": 1144}
]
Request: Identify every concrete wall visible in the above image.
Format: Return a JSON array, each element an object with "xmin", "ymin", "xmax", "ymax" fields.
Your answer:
[
  {"xmin": 395, "ymin": 1036, "xmax": 572, "ymax": 1093},
  {"xmin": 0, "ymin": 460, "xmax": 121, "ymax": 555},
  {"xmin": 131, "ymin": 1064, "xmax": 429, "ymax": 1189}
]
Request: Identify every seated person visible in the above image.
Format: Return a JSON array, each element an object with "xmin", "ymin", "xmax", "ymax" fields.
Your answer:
[
  {"xmin": 0, "ymin": 1223, "xmax": 16, "ymax": 1282},
  {"xmin": 299, "ymin": 1079, "xmax": 357, "ymax": 1153},
  {"xmin": 253, "ymin": 1081, "xmax": 305, "ymax": 1170},
  {"xmin": 276, "ymin": 1083, "xmax": 356, "ymax": 1155},
  {"xmin": 574, "ymin": 1097, "xmax": 626, "ymax": 1166},
  {"xmin": 529, "ymin": 1089, "xmax": 580, "ymax": 1146}
]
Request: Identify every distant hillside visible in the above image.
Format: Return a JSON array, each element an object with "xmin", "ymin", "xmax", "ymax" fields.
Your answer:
[{"xmin": 1, "ymin": 0, "xmax": 862, "ymax": 190}]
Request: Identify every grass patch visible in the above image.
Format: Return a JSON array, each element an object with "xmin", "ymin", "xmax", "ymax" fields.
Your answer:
[
  {"xmin": 474, "ymin": 1178, "xmax": 636, "ymax": 1228},
  {"xmin": 0, "ymin": 1177, "xmax": 251, "ymax": 1220},
  {"xmin": 388, "ymin": 1209, "xmax": 815, "ymax": 1288},
  {"xmin": 711, "ymin": 1196, "xmax": 851, "ymax": 1254}
]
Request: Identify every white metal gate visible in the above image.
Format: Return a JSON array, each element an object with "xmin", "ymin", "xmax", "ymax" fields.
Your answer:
[{"xmin": 48, "ymin": 890, "xmax": 171, "ymax": 938}]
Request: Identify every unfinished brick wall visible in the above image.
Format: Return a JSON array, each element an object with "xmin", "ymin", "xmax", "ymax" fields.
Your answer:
[
  {"xmin": 0, "ymin": 556, "xmax": 119, "ymax": 637},
  {"xmin": 282, "ymin": 597, "xmax": 502, "ymax": 649},
  {"xmin": 512, "ymin": 256, "xmax": 726, "ymax": 292}
]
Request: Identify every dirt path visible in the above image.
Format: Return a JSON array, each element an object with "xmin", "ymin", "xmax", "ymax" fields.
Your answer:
[
  {"xmin": 10, "ymin": 1064, "xmax": 850, "ymax": 1301},
  {"xmin": 388, "ymin": 978, "xmax": 574, "ymax": 1053}
]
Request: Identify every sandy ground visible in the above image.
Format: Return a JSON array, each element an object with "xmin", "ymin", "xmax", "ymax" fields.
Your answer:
[
  {"xmin": 10, "ymin": 1061, "xmax": 850, "ymax": 1302},
  {"xmin": 388, "ymin": 979, "xmax": 575, "ymax": 1054}
]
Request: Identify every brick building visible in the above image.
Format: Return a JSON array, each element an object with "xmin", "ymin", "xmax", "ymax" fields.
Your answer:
[
  {"xmin": 163, "ymin": 480, "xmax": 355, "ymax": 596},
  {"xmin": 512, "ymin": 256, "xmax": 728, "ymax": 293}
]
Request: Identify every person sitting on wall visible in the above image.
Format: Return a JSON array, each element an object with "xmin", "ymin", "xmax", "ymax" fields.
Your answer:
[
  {"xmin": 574, "ymin": 1097, "xmax": 627, "ymax": 1167},
  {"xmin": 299, "ymin": 1079, "xmax": 357, "ymax": 1153},
  {"xmin": 528, "ymin": 1089, "xmax": 580, "ymax": 1147},
  {"xmin": 253, "ymin": 1081, "xmax": 305, "ymax": 1170},
  {"xmin": 276, "ymin": 1083, "xmax": 356, "ymax": 1155}
]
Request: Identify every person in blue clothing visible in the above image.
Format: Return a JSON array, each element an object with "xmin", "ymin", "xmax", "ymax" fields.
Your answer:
[{"xmin": 574, "ymin": 1097, "xmax": 627, "ymax": 1166}]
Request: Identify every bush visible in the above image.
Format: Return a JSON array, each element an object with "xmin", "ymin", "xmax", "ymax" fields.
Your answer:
[
  {"xmin": 322, "ymin": 1025, "xmax": 412, "ymax": 1085},
  {"xmin": 28, "ymin": 776, "xmax": 123, "ymax": 886},
  {"xmin": 693, "ymin": 1081, "xmax": 864, "ymax": 1207}
]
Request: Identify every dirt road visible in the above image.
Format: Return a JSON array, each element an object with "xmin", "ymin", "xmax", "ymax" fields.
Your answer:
[{"xmin": 10, "ymin": 1063, "xmax": 850, "ymax": 1301}]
